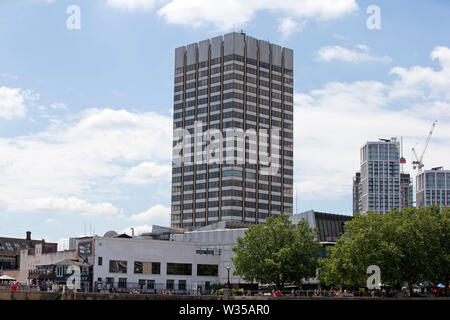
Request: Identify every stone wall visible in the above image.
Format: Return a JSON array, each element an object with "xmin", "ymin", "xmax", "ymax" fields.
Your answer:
[
  {"xmin": 0, "ymin": 290, "xmax": 59, "ymax": 300},
  {"xmin": 0, "ymin": 290, "xmax": 448, "ymax": 300}
]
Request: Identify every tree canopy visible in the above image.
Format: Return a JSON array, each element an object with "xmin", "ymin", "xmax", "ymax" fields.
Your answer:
[
  {"xmin": 232, "ymin": 214, "xmax": 321, "ymax": 290},
  {"xmin": 318, "ymin": 206, "xmax": 449, "ymax": 295}
]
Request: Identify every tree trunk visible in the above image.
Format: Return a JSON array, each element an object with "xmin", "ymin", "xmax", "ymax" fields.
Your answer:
[
  {"xmin": 408, "ymin": 282, "xmax": 413, "ymax": 297},
  {"xmin": 445, "ymin": 277, "xmax": 448, "ymax": 297}
]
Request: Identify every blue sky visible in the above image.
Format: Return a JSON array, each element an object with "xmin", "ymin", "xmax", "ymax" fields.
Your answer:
[{"xmin": 0, "ymin": 0, "xmax": 449, "ymax": 246}]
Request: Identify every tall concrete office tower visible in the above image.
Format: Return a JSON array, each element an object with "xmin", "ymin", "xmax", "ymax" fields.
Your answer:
[
  {"xmin": 359, "ymin": 138, "xmax": 402, "ymax": 215},
  {"xmin": 416, "ymin": 167, "xmax": 450, "ymax": 208},
  {"xmin": 170, "ymin": 33, "xmax": 294, "ymax": 229}
]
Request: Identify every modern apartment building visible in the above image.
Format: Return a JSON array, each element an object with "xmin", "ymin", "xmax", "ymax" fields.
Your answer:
[
  {"xmin": 352, "ymin": 172, "xmax": 361, "ymax": 215},
  {"xmin": 400, "ymin": 173, "xmax": 413, "ymax": 209},
  {"xmin": 416, "ymin": 167, "xmax": 450, "ymax": 208},
  {"xmin": 171, "ymin": 33, "xmax": 294, "ymax": 229},
  {"xmin": 358, "ymin": 138, "xmax": 405, "ymax": 215}
]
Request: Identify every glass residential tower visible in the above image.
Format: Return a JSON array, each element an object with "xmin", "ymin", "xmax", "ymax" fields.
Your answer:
[{"xmin": 359, "ymin": 138, "xmax": 402, "ymax": 215}]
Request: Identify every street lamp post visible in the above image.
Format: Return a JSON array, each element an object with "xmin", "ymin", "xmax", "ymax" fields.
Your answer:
[{"xmin": 226, "ymin": 265, "xmax": 231, "ymax": 289}]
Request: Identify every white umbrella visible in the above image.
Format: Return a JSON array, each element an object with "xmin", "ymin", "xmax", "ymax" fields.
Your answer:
[
  {"xmin": 0, "ymin": 275, "xmax": 16, "ymax": 281},
  {"xmin": 437, "ymin": 283, "xmax": 445, "ymax": 288}
]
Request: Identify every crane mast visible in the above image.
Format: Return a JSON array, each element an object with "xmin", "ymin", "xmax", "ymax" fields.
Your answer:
[{"xmin": 412, "ymin": 120, "xmax": 438, "ymax": 172}]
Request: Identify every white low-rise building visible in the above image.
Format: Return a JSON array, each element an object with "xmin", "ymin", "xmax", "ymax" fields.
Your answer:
[
  {"xmin": 89, "ymin": 213, "xmax": 352, "ymax": 293},
  {"xmin": 92, "ymin": 225, "xmax": 248, "ymax": 293},
  {"xmin": 171, "ymin": 225, "xmax": 246, "ymax": 286}
]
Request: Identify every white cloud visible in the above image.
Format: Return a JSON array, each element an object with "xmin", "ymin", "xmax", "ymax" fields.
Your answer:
[
  {"xmin": 128, "ymin": 204, "xmax": 170, "ymax": 224},
  {"xmin": 106, "ymin": 0, "xmax": 164, "ymax": 11},
  {"xmin": 1, "ymin": 73, "xmax": 19, "ymax": 80},
  {"xmin": 0, "ymin": 197, "xmax": 6, "ymax": 211},
  {"xmin": 0, "ymin": 107, "xmax": 173, "ymax": 217},
  {"xmin": 156, "ymin": 0, "xmax": 357, "ymax": 31},
  {"xmin": 278, "ymin": 17, "xmax": 305, "ymax": 39},
  {"xmin": 332, "ymin": 33, "xmax": 350, "ymax": 41},
  {"xmin": 6, "ymin": 196, "xmax": 121, "ymax": 218},
  {"xmin": 315, "ymin": 45, "xmax": 391, "ymax": 63},
  {"xmin": 294, "ymin": 46, "xmax": 450, "ymax": 201},
  {"xmin": 123, "ymin": 162, "xmax": 171, "ymax": 185},
  {"xmin": 389, "ymin": 46, "xmax": 450, "ymax": 100},
  {"xmin": 21, "ymin": 89, "xmax": 40, "ymax": 101},
  {"xmin": 111, "ymin": 90, "xmax": 128, "ymax": 97},
  {"xmin": 0, "ymin": 87, "xmax": 27, "ymax": 120},
  {"xmin": 105, "ymin": 0, "xmax": 357, "ymax": 32},
  {"xmin": 122, "ymin": 204, "xmax": 172, "ymax": 236},
  {"xmin": 50, "ymin": 103, "xmax": 68, "ymax": 111},
  {"xmin": 121, "ymin": 224, "xmax": 153, "ymax": 236}
]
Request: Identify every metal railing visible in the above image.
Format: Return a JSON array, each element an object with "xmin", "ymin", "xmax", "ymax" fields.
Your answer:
[
  {"xmin": 1, "ymin": 283, "xmax": 446, "ymax": 298},
  {"xmin": 0, "ymin": 284, "xmax": 41, "ymax": 292},
  {"xmin": 94, "ymin": 281, "xmax": 212, "ymax": 295}
]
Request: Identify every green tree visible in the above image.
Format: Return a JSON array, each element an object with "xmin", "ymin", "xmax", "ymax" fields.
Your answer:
[
  {"xmin": 426, "ymin": 207, "xmax": 450, "ymax": 296},
  {"xmin": 318, "ymin": 211, "xmax": 385, "ymax": 289},
  {"xmin": 232, "ymin": 214, "xmax": 321, "ymax": 290},
  {"xmin": 318, "ymin": 206, "xmax": 450, "ymax": 296}
]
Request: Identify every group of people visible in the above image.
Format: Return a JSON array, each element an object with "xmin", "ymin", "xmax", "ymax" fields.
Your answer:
[
  {"xmin": 264, "ymin": 287, "xmax": 396, "ymax": 298},
  {"xmin": 124, "ymin": 287, "xmax": 205, "ymax": 295},
  {"xmin": 322, "ymin": 287, "xmax": 394, "ymax": 298},
  {"xmin": 2, "ymin": 281, "xmax": 20, "ymax": 291}
]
